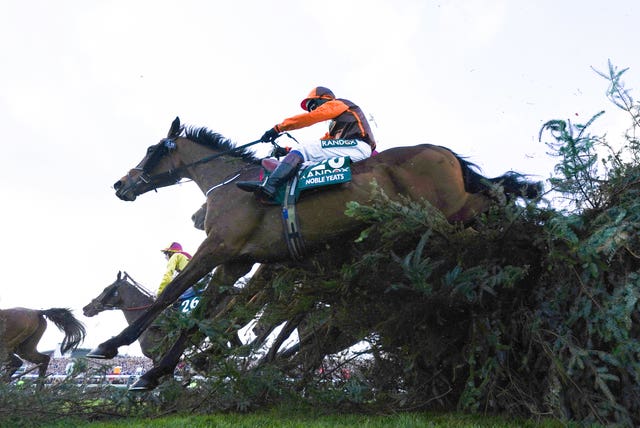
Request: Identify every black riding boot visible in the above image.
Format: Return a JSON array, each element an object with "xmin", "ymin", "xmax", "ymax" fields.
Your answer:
[{"xmin": 237, "ymin": 152, "xmax": 303, "ymax": 199}]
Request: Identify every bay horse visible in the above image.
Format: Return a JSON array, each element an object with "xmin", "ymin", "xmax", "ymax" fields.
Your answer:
[
  {"xmin": 0, "ymin": 307, "xmax": 86, "ymax": 381},
  {"xmin": 88, "ymin": 117, "xmax": 541, "ymax": 389}
]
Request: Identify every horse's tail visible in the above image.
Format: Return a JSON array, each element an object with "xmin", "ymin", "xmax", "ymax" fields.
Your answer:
[
  {"xmin": 455, "ymin": 155, "xmax": 542, "ymax": 200},
  {"xmin": 40, "ymin": 308, "xmax": 87, "ymax": 355}
]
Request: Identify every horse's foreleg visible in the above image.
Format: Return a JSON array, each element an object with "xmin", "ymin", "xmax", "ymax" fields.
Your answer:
[
  {"xmin": 129, "ymin": 325, "xmax": 198, "ymax": 391},
  {"xmin": 259, "ymin": 313, "xmax": 306, "ymax": 365},
  {"xmin": 36, "ymin": 356, "xmax": 50, "ymax": 379},
  {"xmin": 129, "ymin": 261, "xmax": 255, "ymax": 391},
  {"xmin": 88, "ymin": 250, "xmax": 220, "ymax": 360}
]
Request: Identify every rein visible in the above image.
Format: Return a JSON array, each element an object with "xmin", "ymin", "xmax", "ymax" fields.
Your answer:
[
  {"xmin": 141, "ymin": 137, "xmax": 264, "ymax": 185},
  {"xmin": 122, "ymin": 304, "xmax": 153, "ymax": 311},
  {"xmin": 93, "ymin": 272, "xmax": 155, "ymax": 312},
  {"xmin": 138, "ymin": 131, "xmax": 299, "ymax": 188}
]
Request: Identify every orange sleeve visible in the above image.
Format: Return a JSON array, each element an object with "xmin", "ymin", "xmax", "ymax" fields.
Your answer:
[{"xmin": 274, "ymin": 100, "xmax": 349, "ymax": 133}]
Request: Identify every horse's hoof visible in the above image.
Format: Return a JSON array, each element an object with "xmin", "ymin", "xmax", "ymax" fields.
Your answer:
[
  {"xmin": 129, "ymin": 377, "xmax": 157, "ymax": 392},
  {"xmin": 86, "ymin": 344, "xmax": 118, "ymax": 359}
]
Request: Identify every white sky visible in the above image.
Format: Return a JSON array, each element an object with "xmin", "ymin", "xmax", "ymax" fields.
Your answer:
[{"xmin": 1, "ymin": 0, "xmax": 639, "ymax": 356}]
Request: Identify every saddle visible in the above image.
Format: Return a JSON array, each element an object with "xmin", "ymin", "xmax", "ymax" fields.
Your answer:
[
  {"xmin": 259, "ymin": 156, "xmax": 353, "ymax": 261},
  {"xmin": 260, "ymin": 156, "xmax": 352, "ymax": 205}
]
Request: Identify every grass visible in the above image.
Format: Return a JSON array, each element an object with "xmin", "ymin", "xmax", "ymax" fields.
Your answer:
[{"xmin": 38, "ymin": 408, "xmax": 577, "ymax": 428}]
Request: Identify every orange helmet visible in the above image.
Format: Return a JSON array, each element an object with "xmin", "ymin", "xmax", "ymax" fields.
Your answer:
[{"xmin": 300, "ymin": 86, "xmax": 335, "ymax": 111}]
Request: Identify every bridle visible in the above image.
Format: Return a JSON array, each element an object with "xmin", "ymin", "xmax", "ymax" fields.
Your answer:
[
  {"xmin": 89, "ymin": 272, "xmax": 155, "ymax": 312},
  {"xmin": 130, "ymin": 137, "xmax": 264, "ymax": 190},
  {"xmin": 119, "ymin": 131, "xmax": 298, "ymax": 196},
  {"xmin": 124, "ymin": 139, "xmax": 183, "ymax": 191}
]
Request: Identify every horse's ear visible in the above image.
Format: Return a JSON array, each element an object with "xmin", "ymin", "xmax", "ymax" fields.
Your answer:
[
  {"xmin": 117, "ymin": 271, "xmax": 122, "ymax": 280},
  {"xmin": 168, "ymin": 116, "xmax": 181, "ymax": 138}
]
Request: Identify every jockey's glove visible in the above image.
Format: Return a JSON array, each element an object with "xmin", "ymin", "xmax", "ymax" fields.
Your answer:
[
  {"xmin": 261, "ymin": 127, "xmax": 279, "ymax": 143},
  {"xmin": 272, "ymin": 145, "xmax": 291, "ymax": 157}
]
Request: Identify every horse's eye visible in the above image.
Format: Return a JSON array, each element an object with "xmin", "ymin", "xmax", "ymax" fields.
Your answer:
[{"xmin": 146, "ymin": 146, "xmax": 156, "ymax": 154}]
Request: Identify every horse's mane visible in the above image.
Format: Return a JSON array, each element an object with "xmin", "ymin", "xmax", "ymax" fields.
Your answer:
[
  {"xmin": 122, "ymin": 272, "xmax": 156, "ymax": 300},
  {"xmin": 182, "ymin": 126, "xmax": 261, "ymax": 164}
]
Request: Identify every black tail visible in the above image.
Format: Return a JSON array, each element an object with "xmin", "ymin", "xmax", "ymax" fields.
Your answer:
[
  {"xmin": 40, "ymin": 308, "xmax": 87, "ymax": 354},
  {"xmin": 455, "ymin": 155, "xmax": 542, "ymax": 200}
]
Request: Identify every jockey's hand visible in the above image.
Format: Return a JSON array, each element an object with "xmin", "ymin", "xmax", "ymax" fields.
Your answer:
[
  {"xmin": 261, "ymin": 128, "xmax": 279, "ymax": 143},
  {"xmin": 272, "ymin": 145, "xmax": 291, "ymax": 157}
]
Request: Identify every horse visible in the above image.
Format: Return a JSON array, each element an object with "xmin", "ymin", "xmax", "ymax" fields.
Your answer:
[
  {"xmin": 0, "ymin": 307, "xmax": 86, "ymax": 381},
  {"xmin": 87, "ymin": 117, "xmax": 541, "ymax": 390},
  {"xmin": 83, "ymin": 271, "xmax": 266, "ymax": 388},
  {"xmin": 83, "ymin": 271, "xmax": 165, "ymax": 363},
  {"xmin": 191, "ymin": 202, "xmax": 361, "ymax": 368}
]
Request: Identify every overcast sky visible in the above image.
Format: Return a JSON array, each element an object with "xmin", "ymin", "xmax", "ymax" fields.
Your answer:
[{"xmin": 1, "ymin": 0, "xmax": 639, "ymax": 356}]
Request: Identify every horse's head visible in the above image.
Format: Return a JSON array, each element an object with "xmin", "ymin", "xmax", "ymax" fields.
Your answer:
[
  {"xmin": 83, "ymin": 271, "xmax": 155, "ymax": 317},
  {"xmin": 114, "ymin": 116, "xmax": 260, "ymax": 202},
  {"xmin": 113, "ymin": 117, "xmax": 184, "ymax": 201},
  {"xmin": 83, "ymin": 271, "xmax": 130, "ymax": 317}
]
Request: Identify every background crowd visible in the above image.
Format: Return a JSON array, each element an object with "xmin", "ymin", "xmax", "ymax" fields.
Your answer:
[{"xmin": 19, "ymin": 355, "xmax": 153, "ymax": 377}]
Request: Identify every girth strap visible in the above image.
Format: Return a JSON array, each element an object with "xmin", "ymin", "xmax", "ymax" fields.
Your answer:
[{"xmin": 281, "ymin": 176, "xmax": 306, "ymax": 261}]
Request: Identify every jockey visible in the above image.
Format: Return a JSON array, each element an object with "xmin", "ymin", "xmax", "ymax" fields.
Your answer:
[
  {"xmin": 157, "ymin": 242, "xmax": 192, "ymax": 296},
  {"xmin": 237, "ymin": 86, "xmax": 377, "ymax": 200}
]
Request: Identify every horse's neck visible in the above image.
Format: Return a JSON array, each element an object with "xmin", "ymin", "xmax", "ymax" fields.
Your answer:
[
  {"xmin": 186, "ymin": 153, "xmax": 253, "ymax": 195},
  {"xmin": 119, "ymin": 285, "xmax": 153, "ymax": 326}
]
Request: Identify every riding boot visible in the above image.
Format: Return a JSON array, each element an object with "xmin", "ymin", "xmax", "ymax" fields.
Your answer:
[{"xmin": 237, "ymin": 152, "xmax": 303, "ymax": 198}]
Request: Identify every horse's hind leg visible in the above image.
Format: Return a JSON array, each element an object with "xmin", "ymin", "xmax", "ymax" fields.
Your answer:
[
  {"xmin": 447, "ymin": 194, "xmax": 492, "ymax": 224},
  {"xmin": 16, "ymin": 319, "xmax": 50, "ymax": 379},
  {"xmin": 16, "ymin": 348, "xmax": 50, "ymax": 379},
  {"xmin": 2, "ymin": 354, "xmax": 23, "ymax": 382}
]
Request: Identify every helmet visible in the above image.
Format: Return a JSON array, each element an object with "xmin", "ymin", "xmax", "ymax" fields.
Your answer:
[
  {"xmin": 161, "ymin": 242, "xmax": 183, "ymax": 253},
  {"xmin": 300, "ymin": 86, "xmax": 335, "ymax": 111}
]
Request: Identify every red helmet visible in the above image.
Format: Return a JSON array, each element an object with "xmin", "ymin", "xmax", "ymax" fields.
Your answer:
[
  {"xmin": 161, "ymin": 242, "xmax": 183, "ymax": 253},
  {"xmin": 300, "ymin": 86, "xmax": 335, "ymax": 111}
]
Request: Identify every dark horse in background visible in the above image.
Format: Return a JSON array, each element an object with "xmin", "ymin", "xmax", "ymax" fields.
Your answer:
[
  {"xmin": 87, "ymin": 117, "xmax": 541, "ymax": 390},
  {"xmin": 83, "ymin": 271, "xmax": 247, "ymax": 370},
  {"xmin": 83, "ymin": 271, "xmax": 164, "ymax": 363},
  {"xmin": 0, "ymin": 307, "xmax": 86, "ymax": 381}
]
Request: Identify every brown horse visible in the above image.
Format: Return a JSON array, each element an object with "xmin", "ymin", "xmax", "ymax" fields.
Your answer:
[
  {"xmin": 83, "ymin": 272, "xmax": 163, "ymax": 363},
  {"xmin": 88, "ymin": 117, "xmax": 541, "ymax": 388},
  {"xmin": 84, "ymin": 271, "xmax": 265, "ymax": 389},
  {"xmin": 0, "ymin": 307, "xmax": 86, "ymax": 381}
]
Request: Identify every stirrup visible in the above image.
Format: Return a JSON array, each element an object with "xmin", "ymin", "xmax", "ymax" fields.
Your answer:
[{"xmin": 236, "ymin": 181, "xmax": 262, "ymax": 192}]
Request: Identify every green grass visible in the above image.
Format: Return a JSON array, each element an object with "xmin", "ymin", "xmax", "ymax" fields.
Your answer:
[{"xmin": 39, "ymin": 409, "xmax": 576, "ymax": 428}]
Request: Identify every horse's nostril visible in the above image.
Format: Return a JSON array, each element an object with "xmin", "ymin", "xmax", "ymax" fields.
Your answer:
[{"xmin": 113, "ymin": 180, "xmax": 122, "ymax": 190}]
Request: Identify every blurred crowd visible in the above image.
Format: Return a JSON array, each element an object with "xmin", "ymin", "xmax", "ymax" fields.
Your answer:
[{"xmin": 21, "ymin": 356, "xmax": 153, "ymax": 376}]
